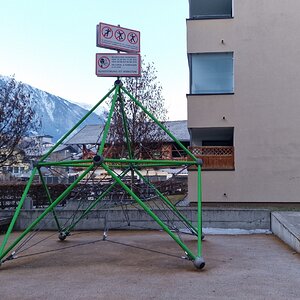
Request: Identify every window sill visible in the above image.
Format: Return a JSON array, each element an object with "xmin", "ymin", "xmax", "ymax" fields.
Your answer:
[
  {"xmin": 189, "ymin": 168, "xmax": 235, "ymax": 171},
  {"xmin": 187, "ymin": 16, "xmax": 233, "ymax": 21},
  {"xmin": 187, "ymin": 93, "xmax": 234, "ymax": 96}
]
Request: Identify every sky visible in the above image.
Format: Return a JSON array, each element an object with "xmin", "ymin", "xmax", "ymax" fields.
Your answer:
[{"xmin": 0, "ymin": 0, "xmax": 189, "ymax": 120}]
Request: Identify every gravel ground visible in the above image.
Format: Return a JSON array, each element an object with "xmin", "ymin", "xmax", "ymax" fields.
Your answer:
[{"xmin": 0, "ymin": 230, "xmax": 300, "ymax": 300}]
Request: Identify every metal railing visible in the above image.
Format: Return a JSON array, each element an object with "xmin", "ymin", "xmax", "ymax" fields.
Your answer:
[{"xmin": 189, "ymin": 146, "xmax": 235, "ymax": 170}]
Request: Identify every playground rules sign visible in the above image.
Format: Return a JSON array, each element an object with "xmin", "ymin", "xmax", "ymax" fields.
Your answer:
[
  {"xmin": 95, "ymin": 53, "xmax": 141, "ymax": 77},
  {"xmin": 97, "ymin": 22, "xmax": 140, "ymax": 53},
  {"xmin": 96, "ymin": 22, "xmax": 141, "ymax": 77}
]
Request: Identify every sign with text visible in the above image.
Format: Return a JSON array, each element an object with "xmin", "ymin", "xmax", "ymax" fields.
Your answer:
[
  {"xmin": 97, "ymin": 22, "xmax": 140, "ymax": 53},
  {"xmin": 95, "ymin": 53, "xmax": 141, "ymax": 77}
]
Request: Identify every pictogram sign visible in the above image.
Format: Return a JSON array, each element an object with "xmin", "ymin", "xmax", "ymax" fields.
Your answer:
[
  {"xmin": 97, "ymin": 23, "xmax": 140, "ymax": 53},
  {"xmin": 96, "ymin": 53, "xmax": 141, "ymax": 77}
]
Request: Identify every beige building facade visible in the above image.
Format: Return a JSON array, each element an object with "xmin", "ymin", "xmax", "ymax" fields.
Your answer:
[{"xmin": 187, "ymin": 0, "xmax": 300, "ymax": 203}]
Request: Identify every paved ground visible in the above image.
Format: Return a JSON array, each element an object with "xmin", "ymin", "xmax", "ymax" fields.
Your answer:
[{"xmin": 0, "ymin": 230, "xmax": 300, "ymax": 299}]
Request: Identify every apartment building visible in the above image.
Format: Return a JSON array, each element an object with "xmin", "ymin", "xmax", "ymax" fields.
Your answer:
[{"xmin": 187, "ymin": 0, "xmax": 300, "ymax": 203}]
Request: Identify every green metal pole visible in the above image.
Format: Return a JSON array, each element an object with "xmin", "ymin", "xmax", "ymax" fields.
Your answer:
[
  {"xmin": 44, "ymin": 164, "xmax": 92, "ymax": 168},
  {"xmin": 37, "ymin": 168, "xmax": 61, "ymax": 232},
  {"xmin": 102, "ymin": 163, "xmax": 197, "ymax": 260},
  {"xmin": 118, "ymin": 93, "xmax": 136, "ymax": 200},
  {"xmin": 197, "ymin": 164, "xmax": 202, "ymax": 257},
  {"xmin": 0, "ymin": 165, "xmax": 94, "ymax": 262},
  {"xmin": 134, "ymin": 168, "xmax": 198, "ymax": 235},
  {"xmin": 104, "ymin": 158, "xmax": 196, "ymax": 166},
  {"xmin": 131, "ymin": 163, "xmax": 191, "ymax": 168},
  {"xmin": 98, "ymin": 86, "xmax": 119, "ymax": 155},
  {"xmin": 0, "ymin": 168, "xmax": 37, "ymax": 258},
  {"xmin": 63, "ymin": 167, "xmax": 130, "ymax": 233},
  {"xmin": 121, "ymin": 86, "xmax": 197, "ymax": 161},
  {"xmin": 104, "ymin": 163, "xmax": 194, "ymax": 169},
  {"xmin": 38, "ymin": 159, "xmax": 93, "ymax": 167},
  {"xmin": 40, "ymin": 86, "xmax": 116, "ymax": 162},
  {"xmin": 119, "ymin": 96, "xmax": 133, "ymax": 159}
]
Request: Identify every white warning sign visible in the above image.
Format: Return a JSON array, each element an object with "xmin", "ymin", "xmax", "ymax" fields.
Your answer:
[
  {"xmin": 95, "ymin": 53, "xmax": 141, "ymax": 77},
  {"xmin": 97, "ymin": 23, "xmax": 140, "ymax": 53}
]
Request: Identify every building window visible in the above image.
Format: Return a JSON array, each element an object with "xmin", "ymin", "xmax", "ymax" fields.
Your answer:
[
  {"xmin": 189, "ymin": 0, "xmax": 233, "ymax": 19},
  {"xmin": 190, "ymin": 52, "xmax": 234, "ymax": 94}
]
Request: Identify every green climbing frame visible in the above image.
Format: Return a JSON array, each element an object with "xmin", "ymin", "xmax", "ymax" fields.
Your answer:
[{"xmin": 0, "ymin": 80, "xmax": 205, "ymax": 269}]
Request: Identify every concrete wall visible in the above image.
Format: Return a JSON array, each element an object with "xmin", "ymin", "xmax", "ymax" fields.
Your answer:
[
  {"xmin": 187, "ymin": 0, "xmax": 300, "ymax": 202},
  {"xmin": 0, "ymin": 208, "xmax": 271, "ymax": 231}
]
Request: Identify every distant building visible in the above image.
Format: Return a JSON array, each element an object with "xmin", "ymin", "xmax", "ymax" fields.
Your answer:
[
  {"xmin": 22, "ymin": 135, "xmax": 54, "ymax": 158},
  {"xmin": 187, "ymin": 0, "xmax": 300, "ymax": 203},
  {"xmin": 65, "ymin": 120, "xmax": 190, "ymax": 160},
  {"xmin": 0, "ymin": 134, "xmax": 78, "ymax": 183}
]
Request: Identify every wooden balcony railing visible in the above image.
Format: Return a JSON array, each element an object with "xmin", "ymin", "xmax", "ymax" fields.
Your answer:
[{"xmin": 188, "ymin": 146, "xmax": 235, "ymax": 170}]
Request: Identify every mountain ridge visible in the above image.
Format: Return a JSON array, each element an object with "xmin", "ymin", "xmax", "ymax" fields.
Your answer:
[{"xmin": 0, "ymin": 75, "xmax": 103, "ymax": 142}]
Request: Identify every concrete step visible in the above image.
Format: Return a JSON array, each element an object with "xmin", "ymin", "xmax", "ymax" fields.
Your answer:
[{"xmin": 271, "ymin": 211, "xmax": 300, "ymax": 253}]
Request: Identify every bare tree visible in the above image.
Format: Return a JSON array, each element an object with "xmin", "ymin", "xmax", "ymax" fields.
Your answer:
[
  {"xmin": 0, "ymin": 76, "xmax": 40, "ymax": 166},
  {"xmin": 107, "ymin": 60, "xmax": 168, "ymax": 159}
]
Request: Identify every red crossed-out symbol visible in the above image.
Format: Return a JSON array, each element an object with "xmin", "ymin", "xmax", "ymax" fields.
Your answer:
[
  {"xmin": 98, "ymin": 56, "xmax": 110, "ymax": 69},
  {"xmin": 102, "ymin": 26, "xmax": 113, "ymax": 39},
  {"xmin": 127, "ymin": 32, "xmax": 138, "ymax": 44},
  {"xmin": 115, "ymin": 29, "xmax": 125, "ymax": 42}
]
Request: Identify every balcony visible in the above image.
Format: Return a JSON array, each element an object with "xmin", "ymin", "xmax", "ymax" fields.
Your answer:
[{"xmin": 189, "ymin": 146, "xmax": 234, "ymax": 170}]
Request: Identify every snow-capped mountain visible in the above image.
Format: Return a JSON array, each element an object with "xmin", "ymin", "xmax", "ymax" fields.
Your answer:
[
  {"xmin": 0, "ymin": 76, "xmax": 104, "ymax": 141},
  {"xmin": 72, "ymin": 101, "xmax": 107, "ymax": 117}
]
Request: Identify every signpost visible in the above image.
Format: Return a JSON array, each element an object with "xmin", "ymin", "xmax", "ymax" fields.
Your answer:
[
  {"xmin": 97, "ymin": 22, "xmax": 140, "ymax": 53},
  {"xmin": 96, "ymin": 22, "xmax": 141, "ymax": 77},
  {"xmin": 95, "ymin": 53, "xmax": 141, "ymax": 77}
]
